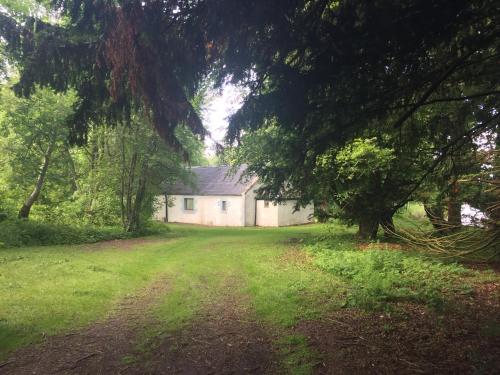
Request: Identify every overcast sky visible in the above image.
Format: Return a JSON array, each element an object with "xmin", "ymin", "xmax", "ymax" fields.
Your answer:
[{"xmin": 201, "ymin": 83, "xmax": 246, "ymax": 155}]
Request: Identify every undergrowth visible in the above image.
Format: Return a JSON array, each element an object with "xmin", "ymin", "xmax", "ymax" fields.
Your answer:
[
  {"xmin": 0, "ymin": 219, "xmax": 169, "ymax": 248},
  {"xmin": 307, "ymin": 239, "xmax": 472, "ymax": 310}
]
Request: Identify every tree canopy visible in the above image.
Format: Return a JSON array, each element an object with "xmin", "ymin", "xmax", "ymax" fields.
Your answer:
[{"xmin": 1, "ymin": 0, "xmax": 499, "ymax": 239}]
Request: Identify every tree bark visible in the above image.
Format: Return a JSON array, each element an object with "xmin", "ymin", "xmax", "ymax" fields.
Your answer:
[
  {"xmin": 127, "ymin": 161, "xmax": 148, "ymax": 232},
  {"xmin": 357, "ymin": 216, "xmax": 379, "ymax": 240},
  {"xmin": 424, "ymin": 203, "xmax": 446, "ymax": 231},
  {"xmin": 120, "ymin": 132, "xmax": 126, "ymax": 226},
  {"xmin": 64, "ymin": 144, "xmax": 79, "ymax": 192},
  {"xmin": 86, "ymin": 137, "xmax": 100, "ymax": 217},
  {"xmin": 447, "ymin": 178, "xmax": 462, "ymax": 230},
  {"xmin": 18, "ymin": 142, "xmax": 54, "ymax": 219},
  {"xmin": 380, "ymin": 212, "xmax": 395, "ymax": 237},
  {"xmin": 123, "ymin": 151, "xmax": 138, "ymax": 230}
]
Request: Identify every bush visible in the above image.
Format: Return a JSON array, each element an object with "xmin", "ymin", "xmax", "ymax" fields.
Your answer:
[
  {"xmin": 308, "ymin": 240, "xmax": 470, "ymax": 310},
  {"xmin": 0, "ymin": 219, "xmax": 169, "ymax": 248}
]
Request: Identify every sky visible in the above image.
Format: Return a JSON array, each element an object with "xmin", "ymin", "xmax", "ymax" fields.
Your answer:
[{"xmin": 201, "ymin": 83, "xmax": 246, "ymax": 156}]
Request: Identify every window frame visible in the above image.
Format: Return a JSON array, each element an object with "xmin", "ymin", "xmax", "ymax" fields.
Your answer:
[
  {"xmin": 184, "ymin": 197, "xmax": 194, "ymax": 211},
  {"xmin": 221, "ymin": 200, "xmax": 227, "ymax": 212}
]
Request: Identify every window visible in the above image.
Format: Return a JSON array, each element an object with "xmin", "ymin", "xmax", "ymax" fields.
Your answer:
[
  {"xmin": 184, "ymin": 198, "xmax": 194, "ymax": 211},
  {"xmin": 221, "ymin": 200, "xmax": 227, "ymax": 212},
  {"xmin": 264, "ymin": 201, "xmax": 270, "ymax": 208}
]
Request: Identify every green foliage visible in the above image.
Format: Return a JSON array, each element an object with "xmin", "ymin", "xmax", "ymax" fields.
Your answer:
[
  {"xmin": 215, "ymin": 1, "xmax": 498, "ymax": 242},
  {"xmin": 0, "ymin": 219, "xmax": 169, "ymax": 248},
  {"xmin": 224, "ymin": 124, "xmax": 307, "ymax": 200},
  {"xmin": 0, "ymin": 84, "xmax": 78, "ymax": 221},
  {"xmin": 65, "ymin": 120, "xmax": 201, "ymax": 231},
  {"xmin": 334, "ymin": 138, "xmax": 395, "ymax": 182},
  {"xmin": 316, "ymin": 138, "xmax": 395, "ymax": 223},
  {"xmin": 0, "ymin": 81, "xmax": 202, "ymax": 232},
  {"xmin": 314, "ymin": 137, "xmax": 422, "ymax": 238},
  {"xmin": 2, "ymin": 0, "xmax": 498, "ymax": 247},
  {"xmin": 1, "ymin": 0, "xmax": 209, "ymax": 148},
  {"xmin": 308, "ymin": 240, "xmax": 470, "ymax": 310},
  {"xmin": 394, "ymin": 202, "xmax": 432, "ymax": 230}
]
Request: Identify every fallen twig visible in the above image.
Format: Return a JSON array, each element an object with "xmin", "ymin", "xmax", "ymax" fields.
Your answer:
[
  {"xmin": 56, "ymin": 352, "xmax": 101, "ymax": 372},
  {"xmin": 0, "ymin": 360, "xmax": 14, "ymax": 369},
  {"xmin": 191, "ymin": 337, "xmax": 211, "ymax": 345}
]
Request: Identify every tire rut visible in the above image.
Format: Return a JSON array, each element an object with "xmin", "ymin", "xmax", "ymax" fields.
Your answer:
[
  {"xmin": 125, "ymin": 278, "xmax": 280, "ymax": 375},
  {"xmin": 2, "ymin": 276, "xmax": 171, "ymax": 375}
]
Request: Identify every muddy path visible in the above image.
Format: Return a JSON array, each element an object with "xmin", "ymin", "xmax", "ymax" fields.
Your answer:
[
  {"xmin": 297, "ymin": 282, "xmax": 500, "ymax": 375},
  {"xmin": 1, "ymin": 276, "xmax": 171, "ymax": 375},
  {"xmin": 126, "ymin": 289, "xmax": 278, "ymax": 374},
  {"xmin": 1, "ymin": 275, "xmax": 279, "ymax": 375}
]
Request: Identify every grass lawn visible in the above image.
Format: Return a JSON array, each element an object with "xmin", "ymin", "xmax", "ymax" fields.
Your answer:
[{"xmin": 0, "ymin": 222, "xmax": 499, "ymax": 373}]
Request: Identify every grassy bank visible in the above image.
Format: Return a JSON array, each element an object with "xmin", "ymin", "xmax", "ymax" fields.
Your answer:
[{"xmin": 0, "ymin": 219, "xmax": 168, "ymax": 248}]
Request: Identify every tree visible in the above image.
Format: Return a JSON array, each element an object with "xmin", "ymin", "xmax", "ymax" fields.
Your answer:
[
  {"xmin": 0, "ymin": 0, "xmax": 211, "ymax": 150},
  {"xmin": 218, "ymin": 1, "xmax": 498, "ymax": 228},
  {"xmin": 316, "ymin": 139, "xmax": 397, "ymax": 239},
  {"xmin": 0, "ymin": 84, "xmax": 75, "ymax": 219},
  {"xmin": 1, "ymin": 0, "xmax": 498, "ymax": 241},
  {"xmin": 66, "ymin": 118, "xmax": 203, "ymax": 231}
]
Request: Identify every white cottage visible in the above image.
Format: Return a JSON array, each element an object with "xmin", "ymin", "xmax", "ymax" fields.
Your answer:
[{"xmin": 153, "ymin": 165, "xmax": 314, "ymax": 227}]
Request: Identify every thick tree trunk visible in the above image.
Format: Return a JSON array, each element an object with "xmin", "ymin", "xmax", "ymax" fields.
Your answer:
[
  {"xmin": 18, "ymin": 143, "xmax": 54, "ymax": 219},
  {"xmin": 380, "ymin": 212, "xmax": 395, "ymax": 237},
  {"xmin": 357, "ymin": 216, "xmax": 379, "ymax": 240}
]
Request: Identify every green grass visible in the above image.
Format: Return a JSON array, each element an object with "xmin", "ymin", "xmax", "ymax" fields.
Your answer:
[
  {"xmin": 0, "ymin": 222, "xmax": 496, "ymax": 372},
  {"xmin": 0, "ymin": 233, "xmax": 176, "ymax": 354},
  {"xmin": 308, "ymin": 238, "xmax": 472, "ymax": 310},
  {"xmin": 276, "ymin": 334, "xmax": 320, "ymax": 375},
  {"xmin": 394, "ymin": 201, "xmax": 432, "ymax": 230}
]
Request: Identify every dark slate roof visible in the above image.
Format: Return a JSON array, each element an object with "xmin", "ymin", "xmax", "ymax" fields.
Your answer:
[{"xmin": 165, "ymin": 165, "xmax": 257, "ymax": 196}]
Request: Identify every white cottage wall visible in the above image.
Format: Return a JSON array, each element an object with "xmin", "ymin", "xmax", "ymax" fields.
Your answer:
[
  {"xmin": 153, "ymin": 195, "xmax": 167, "ymax": 221},
  {"xmin": 255, "ymin": 200, "xmax": 279, "ymax": 227},
  {"xmin": 167, "ymin": 195, "xmax": 245, "ymax": 226},
  {"xmin": 278, "ymin": 200, "xmax": 314, "ymax": 226}
]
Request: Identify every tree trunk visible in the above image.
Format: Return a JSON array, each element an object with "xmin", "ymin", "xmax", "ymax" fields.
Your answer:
[
  {"xmin": 127, "ymin": 161, "xmax": 148, "ymax": 232},
  {"xmin": 447, "ymin": 178, "xmax": 462, "ymax": 230},
  {"xmin": 357, "ymin": 216, "xmax": 379, "ymax": 240},
  {"xmin": 120, "ymin": 132, "xmax": 127, "ymax": 226},
  {"xmin": 18, "ymin": 142, "xmax": 54, "ymax": 219},
  {"xmin": 123, "ymin": 151, "xmax": 138, "ymax": 230},
  {"xmin": 424, "ymin": 203, "xmax": 446, "ymax": 231},
  {"xmin": 64, "ymin": 145, "xmax": 79, "ymax": 192},
  {"xmin": 86, "ymin": 137, "xmax": 100, "ymax": 217},
  {"xmin": 380, "ymin": 212, "xmax": 395, "ymax": 237}
]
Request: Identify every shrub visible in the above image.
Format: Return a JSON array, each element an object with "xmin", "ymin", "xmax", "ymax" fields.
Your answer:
[
  {"xmin": 308, "ymin": 240, "xmax": 470, "ymax": 310},
  {"xmin": 0, "ymin": 219, "xmax": 169, "ymax": 248}
]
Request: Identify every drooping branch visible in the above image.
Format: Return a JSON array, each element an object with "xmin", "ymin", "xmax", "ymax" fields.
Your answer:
[
  {"xmin": 392, "ymin": 113, "xmax": 500, "ymax": 212},
  {"xmin": 1, "ymin": 2, "xmax": 209, "ymax": 152}
]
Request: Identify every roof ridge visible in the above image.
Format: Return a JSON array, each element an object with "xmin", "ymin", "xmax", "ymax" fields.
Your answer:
[{"xmin": 165, "ymin": 164, "xmax": 254, "ymax": 196}]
